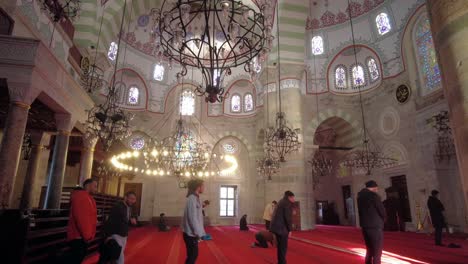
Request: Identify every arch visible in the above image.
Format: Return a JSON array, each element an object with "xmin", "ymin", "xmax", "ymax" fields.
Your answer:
[
  {"xmin": 381, "ymin": 141, "xmax": 410, "ymax": 167},
  {"xmin": 105, "ymin": 68, "xmax": 149, "ymax": 110},
  {"xmin": 326, "ymin": 44, "xmax": 383, "ymax": 95},
  {"xmin": 216, "ymin": 131, "xmax": 253, "ymax": 153},
  {"xmin": 304, "ymin": 108, "xmax": 362, "ymax": 148}
]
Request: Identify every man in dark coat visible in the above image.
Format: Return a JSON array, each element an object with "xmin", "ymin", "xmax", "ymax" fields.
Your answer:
[
  {"xmin": 357, "ymin": 180, "xmax": 385, "ymax": 264},
  {"xmin": 427, "ymin": 190, "xmax": 446, "ymax": 246},
  {"xmin": 383, "ymin": 188, "xmax": 404, "ymax": 231},
  {"xmin": 100, "ymin": 191, "xmax": 137, "ymax": 264},
  {"xmin": 270, "ymin": 191, "xmax": 295, "ymax": 264}
]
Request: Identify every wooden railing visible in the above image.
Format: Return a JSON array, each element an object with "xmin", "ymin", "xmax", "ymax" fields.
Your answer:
[{"xmin": 16, "ymin": 191, "xmax": 123, "ymax": 263}]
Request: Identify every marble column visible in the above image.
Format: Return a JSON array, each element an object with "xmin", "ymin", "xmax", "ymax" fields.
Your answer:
[
  {"xmin": 78, "ymin": 135, "xmax": 98, "ymax": 185},
  {"xmin": 0, "ymin": 101, "xmax": 30, "ymax": 208},
  {"xmin": 427, "ymin": 0, "xmax": 468, "ymax": 231},
  {"xmin": 44, "ymin": 114, "xmax": 74, "ymax": 209},
  {"xmin": 264, "ymin": 78, "xmax": 314, "ymax": 230},
  {"xmin": 19, "ymin": 132, "xmax": 50, "ymax": 210}
]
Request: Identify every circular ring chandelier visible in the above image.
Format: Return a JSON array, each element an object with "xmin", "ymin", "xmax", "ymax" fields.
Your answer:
[{"xmin": 150, "ymin": 0, "xmax": 271, "ymax": 103}]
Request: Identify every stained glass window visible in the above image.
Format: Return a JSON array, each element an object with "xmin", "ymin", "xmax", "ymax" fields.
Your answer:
[
  {"xmin": 351, "ymin": 65, "xmax": 365, "ymax": 88},
  {"xmin": 367, "ymin": 58, "xmax": 380, "ymax": 82},
  {"xmin": 335, "ymin": 66, "xmax": 347, "ymax": 89},
  {"xmin": 244, "ymin": 93, "xmax": 254, "ymax": 112},
  {"xmin": 223, "ymin": 143, "xmax": 237, "ymax": 154},
  {"xmin": 180, "ymin": 90, "xmax": 195, "ymax": 116},
  {"xmin": 376, "ymin": 13, "xmax": 391, "ymax": 35},
  {"xmin": 108, "ymin": 42, "xmax": 118, "ymax": 61},
  {"xmin": 231, "ymin": 94, "xmax": 241, "ymax": 112},
  {"xmin": 128, "ymin": 86, "xmax": 139, "ymax": 105},
  {"xmin": 153, "ymin": 63, "xmax": 165, "ymax": 81},
  {"xmin": 312, "ymin": 36, "xmax": 324, "ymax": 55},
  {"xmin": 415, "ymin": 14, "xmax": 441, "ymax": 94},
  {"xmin": 130, "ymin": 137, "xmax": 145, "ymax": 150}
]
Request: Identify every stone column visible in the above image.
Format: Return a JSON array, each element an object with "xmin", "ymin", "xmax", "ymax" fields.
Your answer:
[
  {"xmin": 0, "ymin": 82, "xmax": 39, "ymax": 208},
  {"xmin": 265, "ymin": 77, "xmax": 314, "ymax": 230},
  {"xmin": 427, "ymin": 0, "xmax": 468, "ymax": 231},
  {"xmin": 44, "ymin": 114, "xmax": 74, "ymax": 209},
  {"xmin": 19, "ymin": 132, "xmax": 50, "ymax": 210},
  {"xmin": 78, "ymin": 135, "xmax": 98, "ymax": 185}
]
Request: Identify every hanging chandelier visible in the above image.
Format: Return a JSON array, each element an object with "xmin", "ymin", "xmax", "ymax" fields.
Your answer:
[
  {"xmin": 264, "ymin": 5, "xmax": 300, "ymax": 162},
  {"xmin": 427, "ymin": 110, "xmax": 456, "ymax": 161},
  {"xmin": 256, "ymin": 148, "xmax": 280, "ymax": 180},
  {"xmin": 85, "ymin": 0, "xmax": 133, "ymax": 151},
  {"xmin": 150, "ymin": 0, "xmax": 272, "ymax": 103},
  {"xmin": 309, "ymin": 150, "xmax": 333, "ymax": 178},
  {"xmin": 41, "ymin": 0, "xmax": 81, "ymax": 22},
  {"xmin": 81, "ymin": 12, "xmax": 106, "ymax": 94},
  {"xmin": 340, "ymin": 0, "xmax": 396, "ymax": 175}
]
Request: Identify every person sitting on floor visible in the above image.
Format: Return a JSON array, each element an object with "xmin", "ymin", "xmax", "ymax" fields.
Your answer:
[
  {"xmin": 158, "ymin": 213, "xmax": 171, "ymax": 232},
  {"xmin": 251, "ymin": 230, "xmax": 277, "ymax": 248},
  {"xmin": 240, "ymin": 214, "xmax": 249, "ymax": 231}
]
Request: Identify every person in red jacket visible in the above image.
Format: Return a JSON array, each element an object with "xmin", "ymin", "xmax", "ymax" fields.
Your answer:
[{"xmin": 66, "ymin": 178, "xmax": 98, "ymax": 264}]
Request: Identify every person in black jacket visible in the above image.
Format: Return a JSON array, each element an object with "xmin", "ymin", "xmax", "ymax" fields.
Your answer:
[
  {"xmin": 240, "ymin": 214, "xmax": 249, "ymax": 231},
  {"xmin": 357, "ymin": 180, "xmax": 385, "ymax": 264},
  {"xmin": 427, "ymin": 190, "xmax": 446, "ymax": 246},
  {"xmin": 99, "ymin": 191, "xmax": 137, "ymax": 264},
  {"xmin": 270, "ymin": 191, "xmax": 295, "ymax": 264}
]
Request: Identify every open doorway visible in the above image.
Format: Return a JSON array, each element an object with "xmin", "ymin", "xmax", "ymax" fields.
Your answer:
[
  {"xmin": 315, "ymin": 200, "xmax": 328, "ymax": 224},
  {"xmin": 390, "ymin": 175, "xmax": 412, "ymax": 222}
]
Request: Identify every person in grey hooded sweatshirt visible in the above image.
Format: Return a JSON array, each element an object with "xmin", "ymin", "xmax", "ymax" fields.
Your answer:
[{"xmin": 182, "ymin": 179, "xmax": 206, "ymax": 264}]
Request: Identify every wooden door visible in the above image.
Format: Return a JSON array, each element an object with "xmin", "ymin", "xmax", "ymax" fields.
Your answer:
[
  {"xmin": 123, "ymin": 183, "xmax": 143, "ymax": 216},
  {"xmin": 391, "ymin": 175, "xmax": 412, "ymax": 222},
  {"xmin": 291, "ymin": 201, "xmax": 301, "ymax": 231}
]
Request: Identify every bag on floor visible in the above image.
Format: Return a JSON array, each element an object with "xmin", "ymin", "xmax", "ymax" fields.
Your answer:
[{"xmin": 201, "ymin": 234, "xmax": 212, "ymax": 241}]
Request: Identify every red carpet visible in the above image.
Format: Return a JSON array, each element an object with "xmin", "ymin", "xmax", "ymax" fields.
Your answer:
[{"xmin": 83, "ymin": 225, "xmax": 468, "ymax": 264}]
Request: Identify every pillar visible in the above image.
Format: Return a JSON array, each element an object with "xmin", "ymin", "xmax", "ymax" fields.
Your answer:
[
  {"xmin": 19, "ymin": 132, "xmax": 50, "ymax": 210},
  {"xmin": 264, "ymin": 76, "xmax": 314, "ymax": 230},
  {"xmin": 427, "ymin": 0, "xmax": 468, "ymax": 231},
  {"xmin": 44, "ymin": 114, "xmax": 74, "ymax": 209},
  {"xmin": 78, "ymin": 134, "xmax": 97, "ymax": 185},
  {"xmin": 0, "ymin": 82, "xmax": 38, "ymax": 208}
]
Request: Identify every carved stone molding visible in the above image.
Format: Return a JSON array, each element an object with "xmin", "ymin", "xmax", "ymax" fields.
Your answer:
[{"xmin": 0, "ymin": 36, "xmax": 39, "ymax": 66}]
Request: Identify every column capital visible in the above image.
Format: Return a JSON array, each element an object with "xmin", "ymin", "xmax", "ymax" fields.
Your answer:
[
  {"xmin": 29, "ymin": 131, "xmax": 51, "ymax": 146},
  {"xmin": 82, "ymin": 134, "xmax": 98, "ymax": 151},
  {"xmin": 6, "ymin": 80, "xmax": 40, "ymax": 105},
  {"xmin": 54, "ymin": 113, "xmax": 75, "ymax": 132}
]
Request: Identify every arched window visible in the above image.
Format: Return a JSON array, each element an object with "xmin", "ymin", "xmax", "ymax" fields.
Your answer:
[
  {"xmin": 153, "ymin": 63, "xmax": 165, "ymax": 81},
  {"xmin": 376, "ymin": 13, "xmax": 391, "ymax": 35},
  {"xmin": 108, "ymin": 42, "xmax": 118, "ymax": 61},
  {"xmin": 367, "ymin": 57, "xmax": 380, "ymax": 82},
  {"xmin": 244, "ymin": 93, "xmax": 254, "ymax": 112},
  {"xmin": 351, "ymin": 65, "xmax": 366, "ymax": 88},
  {"xmin": 414, "ymin": 13, "xmax": 441, "ymax": 94},
  {"xmin": 180, "ymin": 90, "xmax": 195, "ymax": 116},
  {"xmin": 231, "ymin": 94, "xmax": 241, "ymax": 113},
  {"xmin": 311, "ymin": 36, "xmax": 324, "ymax": 55},
  {"xmin": 335, "ymin": 66, "xmax": 347, "ymax": 89},
  {"xmin": 128, "ymin": 86, "xmax": 139, "ymax": 105}
]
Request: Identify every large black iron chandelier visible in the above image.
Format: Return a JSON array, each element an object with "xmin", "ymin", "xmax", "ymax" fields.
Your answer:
[
  {"xmin": 41, "ymin": 0, "xmax": 81, "ymax": 22},
  {"xmin": 81, "ymin": 10, "xmax": 105, "ymax": 94},
  {"xmin": 340, "ymin": 0, "xmax": 395, "ymax": 175},
  {"xmin": 427, "ymin": 110, "xmax": 456, "ymax": 161},
  {"xmin": 265, "ymin": 6, "xmax": 300, "ymax": 162},
  {"xmin": 150, "ymin": 0, "xmax": 271, "ymax": 103},
  {"xmin": 85, "ymin": 0, "xmax": 133, "ymax": 151}
]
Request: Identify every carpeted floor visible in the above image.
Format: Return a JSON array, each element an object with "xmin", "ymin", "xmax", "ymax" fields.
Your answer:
[{"xmin": 84, "ymin": 225, "xmax": 468, "ymax": 264}]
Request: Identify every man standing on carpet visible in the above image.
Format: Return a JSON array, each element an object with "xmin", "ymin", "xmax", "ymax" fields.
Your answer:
[
  {"xmin": 270, "ymin": 191, "xmax": 294, "ymax": 264},
  {"xmin": 263, "ymin": 200, "xmax": 277, "ymax": 230},
  {"xmin": 66, "ymin": 178, "xmax": 98, "ymax": 264},
  {"xmin": 100, "ymin": 191, "xmax": 138, "ymax": 264},
  {"xmin": 427, "ymin": 190, "xmax": 446, "ymax": 246},
  {"xmin": 182, "ymin": 179, "xmax": 206, "ymax": 264},
  {"xmin": 357, "ymin": 180, "xmax": 385, "ymax": 264}
]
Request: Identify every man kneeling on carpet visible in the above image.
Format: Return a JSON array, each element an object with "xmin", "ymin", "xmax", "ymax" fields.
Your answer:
[
  {"xmin": 251, "ymin": 230, "xmax": 277, "ymax": 248},
  {"xmin": 158, "ymin": 213, "xmax": 171, "ymax": 232},
  {"xmin": 99, "ymin": 191, "xmax": 138, "ymax": 264}
]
